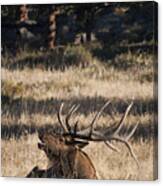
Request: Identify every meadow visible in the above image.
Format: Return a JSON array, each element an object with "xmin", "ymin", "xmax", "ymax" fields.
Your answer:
[{"xmin": 1, "ymin": 46, "xmax": 157, "ymax": 180}]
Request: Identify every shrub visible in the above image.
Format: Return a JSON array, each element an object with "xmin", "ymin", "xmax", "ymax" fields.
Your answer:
[
  {"xmin": 108, "ymin": 51, "xmax": 154, "ymax": 70},
  {"xmin": 2, "ymin": 80, "xmax": 24, "ymax": 98},
  {"xmin": 2, "ymin": 45, "xmax": 94, "ymax": 70},
  {"xmin": 63, "ymin": 45, "xmax": 93, "ymax": 68}
]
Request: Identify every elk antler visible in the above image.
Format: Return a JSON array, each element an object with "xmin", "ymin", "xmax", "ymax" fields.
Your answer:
[
  {"xmin": 57, "ymin": 103, "xmax": 68, "ymax": 133},
  {"xmin": 65, "ymin": 104, "xmax": 80, "ymax": 133},
  {"xmin": 88, "ymin": 100, "xmax": 111, "ymax": 138},
  {"xmin": 57, "ymin": 103, "xmax": 79, "ymax": 133},
  {"xmin": 57, "ymin": 101, "xmax": 139, "ymax": 167}
]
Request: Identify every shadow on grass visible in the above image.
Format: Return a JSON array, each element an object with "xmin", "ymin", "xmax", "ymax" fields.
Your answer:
[
  {"xmin": 2, "ymin": 50, "xmax": 65, "ymax": 71},
  {"xmin": 2, "ymin": 46, "xmax": 86, "ymax": 71},
  {"xmin": 2, "ymin": 95, "xmax": 157, "ymax": 118},
  {"xmin": 2, "ymin": 43, "xmax": 155, "ymax": 71},
  {"xmin": 1, "ymin": 95, "xmax": 157, "ymax": 141},
  {"xmin": 1, "ymin": 121, "xmax": 157, "ymax": 142},
  {"xmin": 1, "ymin": 123, "xmax": 56, "ymax": 140}
]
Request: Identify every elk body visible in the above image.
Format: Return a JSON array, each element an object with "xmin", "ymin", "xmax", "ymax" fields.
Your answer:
[
  {"xmin": 27, "ymin": 133, "xmax": 97, "ymax": 178},
  {"xmin": 27, "ymin": 101, "xmax": 139, "ymax": 179}
]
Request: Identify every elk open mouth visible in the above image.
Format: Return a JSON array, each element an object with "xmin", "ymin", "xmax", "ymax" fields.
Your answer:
[
  {"xmin": 38, "ymin": 132, "xmax": 46, "ymax": 149},
  {"xmin": 38, "ymin": 142, "xmax": 46, "ymax": 149},
  {"xmin": 38, "ymin": 140, "xmax": 60, "ymax": 158}
]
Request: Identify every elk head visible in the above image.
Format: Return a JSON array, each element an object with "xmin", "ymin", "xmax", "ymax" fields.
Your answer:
[{"xmin": 38, "ymin": 101, "xmax": 139, "ymax": 168}]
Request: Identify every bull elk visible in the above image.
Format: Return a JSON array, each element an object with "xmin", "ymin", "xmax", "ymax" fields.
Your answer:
[{"xmin": 27, "ymin": 101, "xmax": 139, "ymax": 179}]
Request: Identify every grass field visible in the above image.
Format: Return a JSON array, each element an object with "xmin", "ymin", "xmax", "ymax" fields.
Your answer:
[{"xmin": 1, "ymin": 48, "xmax": 157, "ymax": 180}]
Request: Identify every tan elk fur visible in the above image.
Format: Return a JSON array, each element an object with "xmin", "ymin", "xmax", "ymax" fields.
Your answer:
[{"xmin": 27, "ymin": 133, "xmax": 97, "ymax": 179}]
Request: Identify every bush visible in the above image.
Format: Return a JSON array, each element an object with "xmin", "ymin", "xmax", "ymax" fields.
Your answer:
[
  {"xmin": 63, "ymin": 45, "xmax": 93, "ymax": 68},
  {"xmin": 108, "ymin": 51, "xmax": 154, "ymax": 70},
  {"xmin": 2, "ymin": 80, "xmax": 24, "ymax": 98},
  {"xmin": 2, "ymin": 45, "xmax": 94, "ymax": 70}
]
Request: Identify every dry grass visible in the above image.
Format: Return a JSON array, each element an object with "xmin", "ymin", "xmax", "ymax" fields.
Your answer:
[
  {"xmin": 1, "ymin": 65, "xmax": 153, "ymax": 100},
  {"xmin": 1, "ymin": 134, "xmax": 155, "ymax": 180},
  {"xmin": 1, "ymin": 50, "xmax": 157, "ymax": 180},
  {"xmin": 2, "ymin": 112, "xmax": 154, "ymax": 128}
]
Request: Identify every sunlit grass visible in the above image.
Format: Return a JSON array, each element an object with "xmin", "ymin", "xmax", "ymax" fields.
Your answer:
[{"xmin": 1, "ymin": 50, "xmax": 157, "ymax": 180}]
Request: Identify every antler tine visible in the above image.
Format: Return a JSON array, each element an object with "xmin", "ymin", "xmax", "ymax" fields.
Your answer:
[
  {"xmin": 73, "ymin": 121, "xmax": 79, "ymax": 136},
  {"xmin": 65, "ymin": 104, "xmax": 80, "ymax": 133},
  {"xmin": 93, "ymin": 128, "xmax": 139, "ymax": 166},
  {"xmin": 67, "ymin": 104, "xmax": 77, "ymax": 115},
  {"xmin": 113, "ymin": 101, "xmax": 134, "ymax": 135},
  {"xmin": 88, "ymin": 100, "xmax": 111, "ymax": 137},
  {"xmin": 125, "ymin": 122, "xmax": 139, "ymax": 141},
  {"xmin": 111, "ymin": 137, "xmax": 139, "ymax": 168},
  {"xmin": 57, "ymin": 103, "xmax": 68, "ymax": 133},
  {"xmin": 60, "ymin": 101, "xmax": 139, "ymax": 168},
  {"xmin": 104, "ymin": 141, "xmax": 120, "ymax": 153},
  {"xmin": 88, "ymin": 101, "xmax": 139, "ymax": 167},
  {"xmin": 104, "ymin": 102, "xmax": 139, "ymax": 167}
]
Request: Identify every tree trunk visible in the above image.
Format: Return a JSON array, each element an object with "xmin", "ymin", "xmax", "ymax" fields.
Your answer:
[
  {"xmin": 48, "ymin": 8, "xmax": 60, "ymax": 50},
  {"xmin": 86, "ymin": 30, "xmax": 91, "ymax": 42},
  {"xmin": 85, "ymin": 11, "xmax": 93, "ymax": 42},
  {"xmin": 19, "ymin": 5, "xmax": 28, "ymax": 22}
]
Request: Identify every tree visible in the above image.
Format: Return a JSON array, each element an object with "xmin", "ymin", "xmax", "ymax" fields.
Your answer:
[{"xmin": 74, "ymin": 3, "xmax": 113, "ymax": 42}]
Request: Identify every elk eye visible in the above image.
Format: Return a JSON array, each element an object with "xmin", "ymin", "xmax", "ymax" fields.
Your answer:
[
  {"xmin": 65, "ymin": 139, "xmax": 72, "ymax": 145},
  {"xmin": 59, "ymin": 138, "xmax": 64, "ymax": 142}
]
